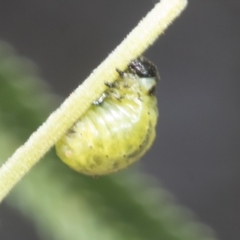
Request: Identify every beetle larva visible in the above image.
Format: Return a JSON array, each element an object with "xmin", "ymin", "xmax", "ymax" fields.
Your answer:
[{"xmin": 55, "ymin": 56, "xmax": 159, "ymax": 176}]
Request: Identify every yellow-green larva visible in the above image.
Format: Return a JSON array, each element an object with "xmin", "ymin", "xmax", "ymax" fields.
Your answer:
[{"xmin": 55, "ymin": 56, "xmax": 159, "ymax": 176}]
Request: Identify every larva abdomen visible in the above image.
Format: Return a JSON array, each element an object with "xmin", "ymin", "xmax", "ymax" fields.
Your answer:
[{"xmin": 55, "ymin": 57, "xmax": 159, "ymax": 176}]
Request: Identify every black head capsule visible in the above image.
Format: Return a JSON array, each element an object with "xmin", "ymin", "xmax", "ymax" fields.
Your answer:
[
  {"xmin": 128, "ymin": 56, "xmax": 160, "ymax": 80},
  {"xmin": 128, "ymin": 56, "xmax": 159, "ymax": 95}
]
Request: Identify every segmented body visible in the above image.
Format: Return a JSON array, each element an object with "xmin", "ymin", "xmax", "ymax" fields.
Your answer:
[{"xmin": 55, "ymin": 57, "xmax": 159, "ymax": 176}]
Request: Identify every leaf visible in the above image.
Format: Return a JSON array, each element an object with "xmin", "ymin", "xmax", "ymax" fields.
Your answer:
[{"xmin": 0, "ymin": 42, "xmax": 217, "ymax": 240}]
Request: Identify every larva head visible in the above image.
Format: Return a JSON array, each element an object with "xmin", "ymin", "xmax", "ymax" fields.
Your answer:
[{"xmin": 128, "ymin": 56, "xmax": 159, "ymax": 95}]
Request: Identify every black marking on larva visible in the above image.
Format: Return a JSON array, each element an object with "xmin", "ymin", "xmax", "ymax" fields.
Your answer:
[
  {"xmin": 141, "ymin": 122, "xmax": 152, "ymax": 147},
  {"xmin": 67, "ymin": 128, "xmax": 76, "ymax": 135},
  {"xmin": 116, "ymin": 68, "xmax": 124, "ymax": 77},
  {"xmin": 112, "ymin": 93, "xmax": 123, "ymax": 101},
  {"xmin": 112, "ymin": 161, "xmax": 119, "ymax": 169},
  {"xmin": 105, "ymin": 81, "xmax": 119, "ymax": 88},
  {"xmin": 89, "ymin": 163, "xmax": 96, "ymax": 169},
  {"xmin": 127, "ymin": 121, "xmax": 152, "ymax": 159},
  {"xmin": 93, "ymin": 157, "xmax": 102, "ymax": 165},
  {"xmin": 148, "ymin": 86, "xmax": 156, "ymax": 96}
]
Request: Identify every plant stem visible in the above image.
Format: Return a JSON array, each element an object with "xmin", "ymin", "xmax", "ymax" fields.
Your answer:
[{"xmin": 0, "ymin": 0, "xmax": 187, "ymax": 202}]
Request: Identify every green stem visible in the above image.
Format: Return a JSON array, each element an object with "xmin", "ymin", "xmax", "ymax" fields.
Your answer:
[{"xmin": 0, "ymin": 0, "xmax": 187, "ymax": 203}]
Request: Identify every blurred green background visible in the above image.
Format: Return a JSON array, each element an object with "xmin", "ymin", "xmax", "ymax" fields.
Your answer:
[{"xmin": 0, "ymin": 1, "xmax": 240, "ymax": 240}]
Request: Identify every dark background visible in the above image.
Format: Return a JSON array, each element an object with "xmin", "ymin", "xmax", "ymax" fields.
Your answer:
[{"xmin": 0, "ymin": 1, "xmax": 240, "ymax": 240}]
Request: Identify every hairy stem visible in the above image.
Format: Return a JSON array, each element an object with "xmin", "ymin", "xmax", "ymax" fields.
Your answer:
[{"xmin": 0, "ymin": 0, "xmax": 187, "ymax": 202}]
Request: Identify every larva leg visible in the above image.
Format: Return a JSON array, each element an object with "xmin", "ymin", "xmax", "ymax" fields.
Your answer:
[
  {"xmin": 93, "ymin": 81, "xmax": 120, "ymax": 105},
  {"xmin": 92, "ymin": 93, "xmax": 107, "ymax": 105},
  {"xmin": 109, "ymin": 91, "xmax": 123, "ymax": 101},
  {"xmin": 104, "ymin": 82, "xmax": 117, "ymax": 88},
  {"xmin": 116, "ymin": 68, "xmax": 124, "ymax": 77}
]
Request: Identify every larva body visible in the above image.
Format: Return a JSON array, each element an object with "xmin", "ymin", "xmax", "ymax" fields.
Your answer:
[{"xmin": 55, "ymin": 57, "xmax": 159, "ymax": 176}]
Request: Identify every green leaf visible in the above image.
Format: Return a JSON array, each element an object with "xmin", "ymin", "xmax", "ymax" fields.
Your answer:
[{"xmin": 0, "ymin": 41, "xmax": 217, "ymax": 240}]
